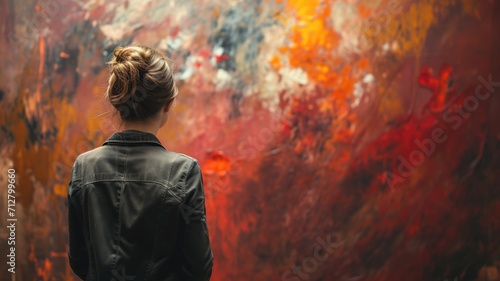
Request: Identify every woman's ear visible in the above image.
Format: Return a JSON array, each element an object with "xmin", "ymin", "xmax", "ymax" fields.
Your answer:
[
  {"xmin": 159, "ymin": 101, "xmax": 173, "ymax": 128},
  {"xmin": 164, "ymin": 100, "xmax": 174, "ymax": 113}
]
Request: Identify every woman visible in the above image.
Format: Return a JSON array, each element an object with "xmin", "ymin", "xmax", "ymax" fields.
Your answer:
[{"xmin": 67, "ymin": 45, "xmax": 213, "ymax": 281}]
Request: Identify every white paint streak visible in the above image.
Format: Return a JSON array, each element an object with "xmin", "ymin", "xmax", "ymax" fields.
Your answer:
[{"xmin": 99, "ymin": 0, "xmax": 175, "ymax": 41}]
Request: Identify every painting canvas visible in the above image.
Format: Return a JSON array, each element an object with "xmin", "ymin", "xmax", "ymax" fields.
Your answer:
[{"xmin": 0, "ymin": 0, "xmax": 499, "ymax": 280}]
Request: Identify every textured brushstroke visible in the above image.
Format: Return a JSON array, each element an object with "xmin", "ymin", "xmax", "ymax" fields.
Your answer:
[{"xmin": 0, "ymin": 0, "xmax": 499, "ymax": 280}]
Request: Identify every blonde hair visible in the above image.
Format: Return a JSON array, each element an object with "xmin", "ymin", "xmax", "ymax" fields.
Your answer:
[{"xmin": 106, "ymin": 45, "xmax": 178, "ymax": 121}]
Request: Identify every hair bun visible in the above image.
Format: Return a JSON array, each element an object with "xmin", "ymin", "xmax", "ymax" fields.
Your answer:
[{"xmin": 112, "ymin": 47, "xmax": 128, "ymax": 64}]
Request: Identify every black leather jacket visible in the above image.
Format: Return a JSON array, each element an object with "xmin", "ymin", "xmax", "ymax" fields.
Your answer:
[{"xmin": 67, "ymin": 130, "xmax": 213, "ymax": 281}]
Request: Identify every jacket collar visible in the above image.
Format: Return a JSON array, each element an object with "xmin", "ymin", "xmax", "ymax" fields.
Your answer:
[{"xmin": 103, "ymin": 130, "xmax": 165, "ymax": 149}]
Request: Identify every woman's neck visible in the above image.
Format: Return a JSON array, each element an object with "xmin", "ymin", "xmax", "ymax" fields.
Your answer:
[{"xmin": 122, "ymin": 121, "xmax": 160, "ymax": 135}]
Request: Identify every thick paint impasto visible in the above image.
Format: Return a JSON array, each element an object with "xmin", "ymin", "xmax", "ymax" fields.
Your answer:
[{"xmin": 0, "ymin": 0, "xmax": 499, "ymax": 280}]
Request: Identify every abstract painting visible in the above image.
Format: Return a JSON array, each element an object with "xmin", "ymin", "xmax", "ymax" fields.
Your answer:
[{"xmin": 0, "ymin": 0, "xmax": 499, "ymax": 280}]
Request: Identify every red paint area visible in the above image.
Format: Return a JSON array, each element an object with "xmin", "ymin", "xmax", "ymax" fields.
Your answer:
[{"xmin": 419, "ymin": 64, "xmax": 454, "ymax": 112}]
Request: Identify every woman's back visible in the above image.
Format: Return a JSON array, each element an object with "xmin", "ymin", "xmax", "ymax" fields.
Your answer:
[{"xmin": 68, "ymin": 130, "xmax": 213, "ymax": 280}]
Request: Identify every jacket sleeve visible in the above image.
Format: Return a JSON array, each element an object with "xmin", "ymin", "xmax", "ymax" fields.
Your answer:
[
  {"xmin": 67, "ymin": 160, "xmax": 89, "ymax": 280},
  {"xmin": 177, "ymin": 160, "xmax": 214, "ymax": 281}
]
